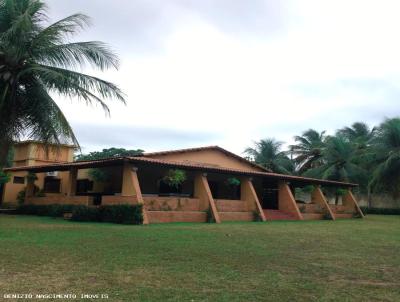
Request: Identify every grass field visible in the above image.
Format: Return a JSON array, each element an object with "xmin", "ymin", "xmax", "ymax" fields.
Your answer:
[{"xmin": 0, "ymin": 215, "xmax": 399, "ymax": 302}]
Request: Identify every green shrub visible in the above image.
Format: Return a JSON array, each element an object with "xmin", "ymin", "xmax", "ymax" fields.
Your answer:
[
  {"xmin": 17, "ymin": 204, "xmax": 74, "ymax": 217},
  {"xmin": 48, "ymin": 204, "xmax": 76, "ymax": 217},
  {"xmin": 71, "ymin": 205, "xmax": 143, "ymax": 224},
  {"xmin": 71, "ymin": 206, "xmax": 102, "ymax": 222},
  {"xmin": 360, "ymin": 207, "xmax": 400, "ymax": 215},
  {"xmin": 0, "ymin": 171, "xmax": 10, "ymax": 184},
  {"xmin": 205, "ymin": 207, "xmax": 215, "ymax": 223},
  {"xmin": 16, "ymin": 204, "xmax": 144, "ymax": 224},
  {"xmin": 17, "ymin": 190, "xmax": 26, "ymax": 205},
  {"xmin": 163, "ymin": 169, "xmax": 186, "ymax": 188},
  {"xmin": 253, "ymin": 210, "xmax": 263, "ymax": 222},
  {"xmin": 100, "ymin": 204, "xmax": 143, "ymax": 224},
  {"xmin": 226, "ymin": 177, "xmax": 240, "ymax": 186}
]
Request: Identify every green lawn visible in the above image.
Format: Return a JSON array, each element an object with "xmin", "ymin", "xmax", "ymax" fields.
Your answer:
[{"xmin": 0, "ymin": 215, "xmax": 399, "ymax": 302}]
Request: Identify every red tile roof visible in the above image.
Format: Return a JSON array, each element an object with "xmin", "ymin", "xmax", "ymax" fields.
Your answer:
[{"xmin": 4, "ymin": 156, "xmax": 357, "ymax": 187}]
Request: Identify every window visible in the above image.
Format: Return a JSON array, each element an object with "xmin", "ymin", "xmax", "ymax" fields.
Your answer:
[
  {"xmin": 43, "ymin": 177, "xmax": 61, "ymax": 193},
  {"xmin": 13, "ymin": 176, "xmax": 25, "ymax": 184},
  {"xmin": 76, "ymin": 179, "xmax": 93, "ymax": 193}
]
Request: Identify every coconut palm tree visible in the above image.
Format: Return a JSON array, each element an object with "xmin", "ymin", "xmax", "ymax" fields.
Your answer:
[
  {"xmin": 337, "ymin": 122, "xmax": 376, "ymax": 150},
  {"xmin": 369, "ymin": 118, "xmax": 400, "ymax": 198},
  {"xmin": 244, "ymin": 138, "xmax": 294, "ymax": 174},
  {"xmin": 304, "ymin": 135, "xmax": 367, "ymax": 204},
  {"xmin": 0, "ymin": 0, "xmax": 125, "ymax": 167},
  {"xmin": 304, "ymin": 135, "xmax": 367, "ymax": 184},
  {"xmin": 290, "ymin": 129, "xmax": 326, "ymax": 174}
]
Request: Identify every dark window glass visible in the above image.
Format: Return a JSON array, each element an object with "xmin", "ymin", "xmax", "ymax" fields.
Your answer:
[
  {"xmin": 76, "ymin": 179, "xmax": 93, "ymax": 193},
  {"xmin": 43, "ymin": 177, "xmax": 61, "ymax": 193},
  {"xmin": 13, "ymin": 176, "xmax": 25, "ymax": 184}
]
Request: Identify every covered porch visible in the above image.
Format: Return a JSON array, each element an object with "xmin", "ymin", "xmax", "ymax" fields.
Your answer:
[{"xmin": 5, "ymin": 156, "xmax": 363, "ymax": 224}]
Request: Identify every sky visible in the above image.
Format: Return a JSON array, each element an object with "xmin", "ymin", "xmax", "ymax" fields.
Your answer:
[{"xmin": 46, "ymin": 0, "xmax": 400, "ymax": 155}]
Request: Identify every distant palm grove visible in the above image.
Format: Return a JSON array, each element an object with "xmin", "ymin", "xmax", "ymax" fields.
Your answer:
[{"xmin": 245, "ymin": 117, "xmax": 400, "ymax": 199}]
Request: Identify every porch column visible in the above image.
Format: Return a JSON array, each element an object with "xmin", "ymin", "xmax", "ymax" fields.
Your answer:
[
  {"xmin": 278, "ymin": 181, "xmax": 303, "ymax": 220},
  {"xmin": 240, "ymin": 177, "xmax": 266, "ymax": 221},
  {"xmin": 194, "ymin": 173, "xmax": 220, "ymax": 223},
  {"xmin": 343, "ymin": 189, "xmax": 364, "ymax": 218},
  {"xmin": 67, "ymin": 167, "xmax": 78, "ymax": 197},
  {"xmin": 121, "ymin": 162, "xmax": 149, "ymax": 224},
  {"xmin": 311, "ymin": 185, "xmax": 335, "ymax": 220}
]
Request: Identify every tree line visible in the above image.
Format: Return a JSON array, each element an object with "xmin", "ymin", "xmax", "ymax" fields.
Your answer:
[{"xmin": 244, "ymin": 117, "xmax": 400, "ymax": 199}]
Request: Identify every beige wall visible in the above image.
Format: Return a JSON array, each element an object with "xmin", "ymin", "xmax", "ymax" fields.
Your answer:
[
  {"xmin": 356, "ymin": 193, "xmax": 400, "ymax": 209},
  {"xmin": 3, "ymin": 171, "xmax": 70, "ymax": 204},
  {"xmin": 2, "ymin": 142, "xmax": 75, "ymax": 204}
]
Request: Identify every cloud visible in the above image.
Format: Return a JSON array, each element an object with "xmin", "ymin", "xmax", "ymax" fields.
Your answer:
[
  {"xmin": 72, "ymin": 123, "xmax": 222, "ymax": 153},
  {"xmin": 44, "ymin": 0, "xmax": 400, "ymax": 155}
]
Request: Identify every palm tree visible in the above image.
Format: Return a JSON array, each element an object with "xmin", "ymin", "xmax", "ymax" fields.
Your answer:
[
  {"xmin": 304, "ymin": 135, "xmax": 367, "ymax": 204},
  {"xmin": 304, "ymin": 136, "xmax": 366, "ymax": 182},
  {"xmin": 244, "ymin": 138, "xmax": 294, "ymax": 174},
  {"xmin": 0, "ymin": 0, "xmax": 125, "ymax": 167},
  {"xmin": 290, "ymin": 129, "xmax": 326, "ymax": 174},
  {"xmin": 337, "ymin": 122, "xmax": 376, "ymax": 150},
  {"xmin": 369, "ymin": 118, "xmax": 400, "ymax": 198}
]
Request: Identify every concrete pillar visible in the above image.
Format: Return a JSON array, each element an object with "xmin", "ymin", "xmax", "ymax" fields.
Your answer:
[
  {"xmin": 240, "ymin": 177, "xmax": 266, "ymax": 221},
  {"xmin": 278, "ymin": 181, "xmax": 303, "ymax": 220},
  {"xmin": 311, "ymin": 186, "xmax": 335, "ymax": 220},
  {"xmin": 67, "ymin": 167, "xmax": 78, "ymax": 197},
  {"xmin": 343, "ymin": 189, "xmax": 364, "ymax": 218},
  {"xmin": 121, "ymin": 162, "xmax": 149, "ymax": 224},
  {"xmin": 194, "ymin": 173, "xmax": 220, "ymax": 223}
]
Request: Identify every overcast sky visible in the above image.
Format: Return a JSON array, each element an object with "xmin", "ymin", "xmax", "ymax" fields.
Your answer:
[{"xmin": 46, "ymin": 0, "xmax": 400, "ymax": 155}]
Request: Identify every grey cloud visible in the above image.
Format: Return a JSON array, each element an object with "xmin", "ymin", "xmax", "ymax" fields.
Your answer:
[
  {"xmin": 71, "ymin": 123, "xmax": 222, "ymax": 153},
  {"xmin": 46, "ymin": 0, "xmax": 285, "ymax": 54}
]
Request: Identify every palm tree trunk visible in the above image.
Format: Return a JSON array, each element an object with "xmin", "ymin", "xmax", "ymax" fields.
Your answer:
[
  {"xmin": 0, "ymin": 138, "xmax": 12, "ymax": 168},
  {"xmin": 367, "ymin": 186, "xmax": 372, "ymax": 208}
]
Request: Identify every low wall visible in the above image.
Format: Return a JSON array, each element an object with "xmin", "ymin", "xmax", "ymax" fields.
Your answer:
[
  {"xmin": 26, "ymin": 196, "xmax": 92, "ymax": 205},
  {"xmin": 215, "ymin": 199, "xmax": 247, "ymax": 212},
  {"xmin": 329, "ymin": 204, "xmax": 353, "ymax": 214},
  {"xmin": 356, "ymin": 194, "xmax": 400, "ymax": 209},
  {"xmin": 102, "ymin": 195, "xmax": 138, "ymax": 205},
  {"xmin": 143, "ymin": 196, "xmax": 200, "ymax": 211},
  {"xmin": 297, "ymin": 203, "xmax": 324, "ymax": 214}
]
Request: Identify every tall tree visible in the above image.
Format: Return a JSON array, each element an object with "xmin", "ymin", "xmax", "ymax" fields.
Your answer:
[
  {"xmin": 290, "ymin": 129, "xmax": 326, "ymax": 174},
  {"xmin": 369, "ymin": 118, "xmax": 400, "ymax": 198},
  {"xmin": 304, "ymin": 135, "xmax": 366, "ymax": 184},
  {"xmin": 0, "ymin": 0, "xmax": 125, "ymax": 167},
  {"xmin": 76, "ymin": 147, "xmax": 144, "ymax": 161},
  {"xmin": 244, "ymin": 138, "xmax": 294, "ymax": 174},
  {"xmin": 337, "ymin": 122, "xmax": 376, "ymax": 151}
]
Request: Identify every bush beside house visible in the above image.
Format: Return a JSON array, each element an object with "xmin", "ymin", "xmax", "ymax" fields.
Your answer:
[{"xmin": 16, "ymin": 204, "xmax": 143, "ymax": 224}]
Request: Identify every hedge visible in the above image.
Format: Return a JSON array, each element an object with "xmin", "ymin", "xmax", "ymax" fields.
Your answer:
[
  {"xmin": 16, "ymin": 204, "xmax": 143, "ymax": 224},
  {"xmin": 71, "ymin": 204, "xmax": 143, "ymax": 224},
  {"xmin": 360, "ymin": 207, "xmax": 400, "ymax": 215}
]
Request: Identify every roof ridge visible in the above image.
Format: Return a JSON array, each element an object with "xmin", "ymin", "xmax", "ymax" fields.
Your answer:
[{"xmin": 142, "ymin": 145, "xmax": 219, "ymax": 156}]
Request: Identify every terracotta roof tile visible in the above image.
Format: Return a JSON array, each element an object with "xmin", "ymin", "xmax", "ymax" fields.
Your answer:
[{"xmin": 3, "ymin": 156, "xmax": 357, "ymax": 187}]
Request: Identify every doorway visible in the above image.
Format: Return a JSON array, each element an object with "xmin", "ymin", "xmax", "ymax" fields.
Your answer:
[{"xmin": 261, "ymin": 180, "xmax": 279, "ymax": 209}]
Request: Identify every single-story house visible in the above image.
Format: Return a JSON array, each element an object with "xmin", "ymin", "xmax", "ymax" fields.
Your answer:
[{"xmin": 1, "ymin": 141, "xmax": 364, "ymax": 224}]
